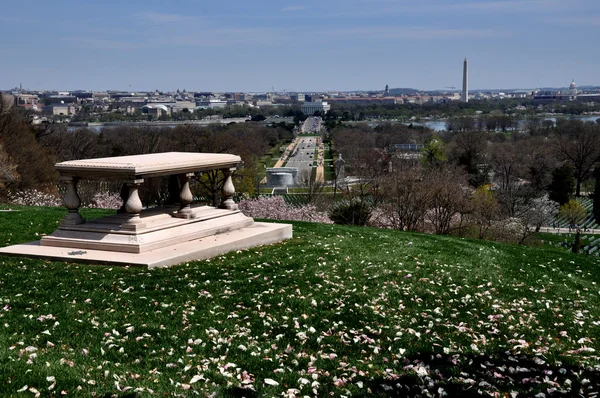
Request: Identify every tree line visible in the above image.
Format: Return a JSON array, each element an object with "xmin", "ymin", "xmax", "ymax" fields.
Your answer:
[
  {"xmin": 328, "ymin": 118, "xmax": 600, "ymax": 244},
  {"xmin": 0, "ymin": 97, "xmax": 292, "ymax": 206},
  {"xmin": 325, "ymin": 98, "xmax": 600, "ymax": 121}
]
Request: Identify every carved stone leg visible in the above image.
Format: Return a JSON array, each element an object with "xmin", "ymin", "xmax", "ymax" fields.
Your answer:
[
  {"xmin": 174, "ymin": 173, "xmax": 195, "ymax": 219},
  {"xmin": 122, "ymin": 180, "xmax": 146, "ymax": 230},
  {"xmin": 60, "ymin": 176, "xmax": 85, "ymax": 226},
  {"xmin": 219, "ymin": 168, "xmax": 238, "ymax": 210}
]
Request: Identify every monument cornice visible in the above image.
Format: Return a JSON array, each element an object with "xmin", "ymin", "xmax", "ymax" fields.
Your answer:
[{"xmin": 56, "ymin": 152, "xmax": 242, "ymax": 180}]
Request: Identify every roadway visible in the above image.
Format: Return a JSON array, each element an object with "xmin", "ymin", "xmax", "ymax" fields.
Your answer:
[
  {"xmin": 285, "ymin": 136, "xmax": 317, "ymax": 182},
  {"xmin": 302, "ymin": 116, "xmax": 322, "ymax": 134}
]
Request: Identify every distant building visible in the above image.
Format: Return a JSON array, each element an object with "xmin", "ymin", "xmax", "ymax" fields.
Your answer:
[
  {"xmin": 394, "ymin": 143, "xmax": 424, "ymax": 162},
  {"xmin": 171, "ymin": 101, "xmax": 196, "ymax": 113},
  {"xmin": 255, "ymin": 100, "xmax": 273, "ymax": 108},
  {"xmin": 195, "ymin": 99, "xmax": 227, "ymax": 109},
  {"xmin": 532, "ymin": 91, "xmax": 572, "ymax": 103},
  {"xmin": 72, "ymin": 91, "xmax": 94, "ymax": 99},
  {"xmin": 14, "ymin": 94, "xmax": 40, "ymax": 111},
  {"xmin": 301, "ymin": 101, "xmax": 330, "ymax": 115},
  {"xmin": 395, "ymin": 144, "xmax": 424, "ymax": 152},
  {"xmin": 47, "ymin": 104, "xmax": 76, "ymax": 116},
  {"xmin": 47, "ymin": 95, "xmax": 77, "ymax": 104},
  {"xmin": 326, "ymin": 97, "xmax": 397, "ymax": 106},
  {"xmin": 141, "ymin": 104, "xmax": 171, "ymax": 117},
  {"xmin": 224, "ymin": 92, "xmax": 245, "ymax": 101},
  {"xmin": 570, "ymin": 79, "xmax": 578, "ymax": 96},
  {"xmin": 290, "ymin": 93, "xmax": 305, "ymax": 102},
  {"xmin": 384, "ymin": 84, "xmax": 390, "ymax": 96}
]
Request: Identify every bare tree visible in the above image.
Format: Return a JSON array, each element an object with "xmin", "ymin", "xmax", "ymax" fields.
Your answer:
[
  {"xmin": 297, "ymin": 169, "xmax": 326, "ymax": 206},
  {"xmin": 380, "ymin": 167, "xmax": 429, "ymax": 231},
  {"xmin": 448, "ymin": 130, "xmax": 489, "ymax": 186},
  {"xmin": 0, "ymin": 94, "xmax": 56, "ymax": 190},
  {"xmin": 490, "ymin": 141, "xmax": 535, "ymax": 217},
  {"xmin": 424, "ymin": 166, "xmax": 469, "ymax": 235},
  {"xmin": 553, "ymin": 121, "xmax": 600, "ymax": 196},
  {"xmin": 0, "ymin": 143, "xmax": 18, "ymax": 195}
]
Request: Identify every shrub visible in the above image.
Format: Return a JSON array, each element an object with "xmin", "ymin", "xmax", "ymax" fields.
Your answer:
[
  {"xmin": 239, "ymin": 196, "xmax": 332, "ymax": 224},
  {"xmin": 328, "ymin": 198, "xmax": 372, "ymax": 226},
  {"xmin": 7, "ymin": 188, "xmax": 122, "ymax": 210}
]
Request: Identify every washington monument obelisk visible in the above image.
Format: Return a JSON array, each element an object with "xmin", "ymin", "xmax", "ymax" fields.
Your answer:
[{"xmin": 462, "ymin": 57, "xmax": 469, "ymax": 103}]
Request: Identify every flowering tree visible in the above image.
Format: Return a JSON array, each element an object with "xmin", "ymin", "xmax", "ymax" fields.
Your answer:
[
  {"xmin": 8, "ymin": 189, "xmax": 62, "ymax": 207},
  {"xmin": 89, "ymin": 191, "xmax": 123, "ymax": 209}
]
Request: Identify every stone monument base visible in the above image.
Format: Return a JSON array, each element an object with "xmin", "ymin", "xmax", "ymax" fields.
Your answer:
[{"xmin": 0, "ymin": 205, "xmax": 292, "ymax": 268}]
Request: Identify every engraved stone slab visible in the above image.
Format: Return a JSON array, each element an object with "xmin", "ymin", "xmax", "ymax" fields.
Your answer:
[{"xmin": 56, "ymin": 152, "xmax": 242, "ymax": 180}]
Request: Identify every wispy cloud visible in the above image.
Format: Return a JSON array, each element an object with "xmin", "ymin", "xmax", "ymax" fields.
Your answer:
[
  {"xmin": 545, "ymin": 16, "xmax": 600, "ymax": 26},
  {"xmin": 430, "ymin": 0, "xmax": 574, "ymax": 13},
  {"xmin": 282, "ymin": 6, "xmax": 307, "ymax": 12},
  {"xmin": 163, "ymin": 27, "xmax": 288, "ymax": 47},
  {"xmin": 63, "ymin": 25, "xmax": 288, "ymax": 50},
  {"xmin": 133, "ymin": 11, "xmax": 198, "ymax": 24},
  {"xmin": 324, "ymin": 26, "xmax": 510, "ymax": 40},
  {"xmin": 63, "ymin": 37, "xmax": 150, "ymax": 50},
  {"xmin": 320, "ymin": 0, "xmax": 593, "ymax": 18}
]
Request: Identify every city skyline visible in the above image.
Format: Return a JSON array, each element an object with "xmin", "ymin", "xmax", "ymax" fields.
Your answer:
[{"xmin": 1, "ymin": 0, "xmax": 599, "ymax": 92}]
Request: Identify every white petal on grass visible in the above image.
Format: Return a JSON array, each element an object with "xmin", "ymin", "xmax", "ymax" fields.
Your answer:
[
  {"xmin": 189, "ymin": 375, "xmax": 203, "ymax": 384},
  {"xmin": 264, "ymin": 378, "xmax": 279, "ymax": 386}
]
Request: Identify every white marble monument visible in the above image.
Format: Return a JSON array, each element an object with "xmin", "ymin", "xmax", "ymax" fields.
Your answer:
[{"xmin": 0, "ymin": 152, "xmax": 292, "ymax": 268}]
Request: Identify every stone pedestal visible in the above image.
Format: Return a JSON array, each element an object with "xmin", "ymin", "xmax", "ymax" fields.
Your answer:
[
  {"xmin": 219, "ymin": 168, "xmax": 238, "ymax": 210},
  {"xmin": 173, "ymin": 173, "xmax": 195, "ymax": 219},
  {"xmin": 60, "ymin": 177, "xmax": 85, "ymax": 226}
]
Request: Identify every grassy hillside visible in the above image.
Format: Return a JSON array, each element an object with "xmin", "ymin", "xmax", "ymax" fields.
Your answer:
[{"xmin": 1, "ymin": 205, "xmax": 600, "ymax": 396}]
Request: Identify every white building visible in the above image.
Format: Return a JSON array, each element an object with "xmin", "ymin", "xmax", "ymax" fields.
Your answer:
[
  {"xmin": 141, "ymin": 104, "xmax": 171, "ymax": 117},
  {"xmin": 196, "ymin": 99, "xmax": 228, "ymax": 109},
  {"xmin": 301, "ymin": 101, "xmax": 330, "ymax": 116},
  {"xmin": 570, "ymin": 79, "xmax": 578, "ymax": 96}
]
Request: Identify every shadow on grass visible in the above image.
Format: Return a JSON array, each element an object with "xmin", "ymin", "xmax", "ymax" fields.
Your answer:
[{"xmin": 354, "ymin": 351, "xmax": 600, "ymax": 397}]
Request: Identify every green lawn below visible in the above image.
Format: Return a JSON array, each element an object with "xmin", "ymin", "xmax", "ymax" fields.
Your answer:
[{"xmin": 0, "ymin": 205, "xmax": 599, "ymax": 396}]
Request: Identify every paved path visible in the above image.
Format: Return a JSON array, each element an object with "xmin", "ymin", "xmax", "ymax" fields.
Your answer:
[{"xmin": 315, "ymin": 138, "xmax": 325, "ymax": 183}]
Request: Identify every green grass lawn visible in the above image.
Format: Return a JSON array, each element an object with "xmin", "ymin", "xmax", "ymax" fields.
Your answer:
[{"xmin": 1, "ymin": 205, "xmax": 600, "ymax": 396}]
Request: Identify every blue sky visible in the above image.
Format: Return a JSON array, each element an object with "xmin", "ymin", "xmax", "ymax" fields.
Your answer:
[{"xmin": 1, "ymin": 0, "xmax": 599, "ymax": 92}]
